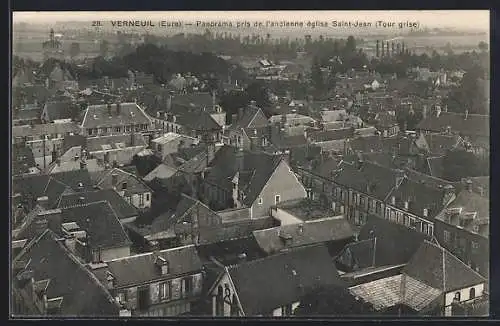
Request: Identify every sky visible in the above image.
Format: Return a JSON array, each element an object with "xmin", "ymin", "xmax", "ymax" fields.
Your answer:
[{"xmin": 13, "ymin": 10, "xmax": 490, "ymax": 31}]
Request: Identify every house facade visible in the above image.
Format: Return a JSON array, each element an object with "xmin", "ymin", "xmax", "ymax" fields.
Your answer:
[{"xmin": 89, "ymin": 245, "xmax": 203, "ymax": 316}]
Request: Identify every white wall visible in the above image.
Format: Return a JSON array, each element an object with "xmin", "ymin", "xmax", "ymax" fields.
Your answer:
[
  {"xmin": 271, "ymin": 208, "xmax": 303, "ymax": 225},
  {"xmin": 102, "ymin": 246, "xmax": 131, "ymax": 262},
  {"xmin": 444, "ymin": 283, "xmax": 484, "ymax": 306}
]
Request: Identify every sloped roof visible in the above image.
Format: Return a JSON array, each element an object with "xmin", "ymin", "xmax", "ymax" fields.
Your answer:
[
  {"xmin": 253, "ymin": 216, "xmax": 354, "ymax": 255},
  {"xmin": 228, "ymin": 244, "xmax": 346, "ymax": 316},
  {"xmin": 205, "ymin": 146, "xmax": 283, "ymax": 206},
  {"xmin": 308, "ymin": 128, "xmax": 354, "ymax": 142},
  {"xmin": 334, "ymin": 161, "xmax": 398, "ymax": 201},
  {"xmin": 96, "ymin": 168, "xmax": 151, "ymax": 195},
  {"xmin": 57, "ymin": 189, "xmax": 138, "ymax": 220},
  {"xmin": 82, "ymin": 103, "xmax": 151, "ymax": 129},
  {"xmin": 60, "ymin": 201, "xmax": 131, "ymax": 250},
  {"xmin": 357, "ymin": 215, "xmax": 429, "ymax": 267},
  {"xmin": 387, "ymin": 177, "xmax": 448, "ymax": 220},
  {"xmin": 106, "ymin": 245, "xmax": 203, "ymax": 288},
  {"xmin": 44, "ymin": 101, "xmax": 73, "ymax": 121},
  {"xmin": 416, "ymin": 112, "xmax": 489, "ymax": 138},
  {"xmin": 176, "ymin": 110, "xmax": 222, "ymax": 132},
  {"xmin": 12, "ymin": 122, "xmax": 80, "ymax": 138},
  {"xmin": 230, "ymin": 105, "xmax": 269, "ymax": 130},
  {"xmin": 13, "ymin": 229, "xmax": 119, "ymax": 316},
  {"xmin": 198, "ymin": 217, "xmax": 275, "ymax": 245},
  {"xmin": 403, "ymin": 240, "xmax": 486, "ymax": 292}
]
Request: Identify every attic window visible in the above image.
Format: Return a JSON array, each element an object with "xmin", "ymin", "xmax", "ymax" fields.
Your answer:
[
  {"xmin": 121, "ymin": 182, "xmax": 127, "ymax": 190},
  {"xmin": 155, "ymin": 256, "xmax": 169, "ymax": 275}
]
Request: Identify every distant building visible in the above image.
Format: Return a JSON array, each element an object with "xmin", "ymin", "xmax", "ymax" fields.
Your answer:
[{"xmin": 42, "ymin": 29, "xmax": 64, "ymax": 60}]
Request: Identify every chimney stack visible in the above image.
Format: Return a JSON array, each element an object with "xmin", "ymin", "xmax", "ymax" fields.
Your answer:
[
  {"xmin": 235, "ymin": 148, "xmax": 245, "ymax": 171},
  {"xmin": 465, "ymin": 179, "xmax": 473, "ymax": 192},
  {"xmin": 167, "ymin": 91, "xmax": 173, "ymax": 111},
  {"xmin": 464, "ymin": 109, "xmax": 469, "ymax": 120}
]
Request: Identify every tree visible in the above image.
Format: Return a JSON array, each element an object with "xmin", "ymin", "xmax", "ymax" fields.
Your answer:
[
  {"xmin": 99, "ymin": 40, "xmax": 109, "ymax": 57},
  {"xmin": 295, "ymin": 285, "xmax": 376, "ymax": 316},
  {"xmin": 345, "ymin": 36, "xmax": 356, "ymax": 54},
  {"xmin": 442, "ymin": 149, "xmax": 489, "ymax": 181},
  {"xmin": 70, "ymin": 42, "xmax": 80, "ymax": 59},
  {"xmin": 311, "ymin": 56, "xmax": 324, "ymax": 91},
  {"xmin": 478, "ymin": 41, "xmax": 488, "ymax": 52}
]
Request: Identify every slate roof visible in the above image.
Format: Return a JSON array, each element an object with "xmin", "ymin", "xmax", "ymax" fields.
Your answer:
[
  {"xmin": 436, "ymin": 189, "xmax": 489, "ymax": 236},
  {"xmin": 308, "ymin": 128, "xmax": 354, "ymax": 142},
  {"xmin": 12, "ymin": 145, "xmax": 37, "ymax": 176},
  {"xmin": 198, "ymin": 217, "xmax": 275, "ymax": 245},
  {"xmin": 387, "ymin": 177, "xmax": 447, "ymax": 220},
  {"xmin": 416, "ymin": 112, "xmax": 489, "ymax": 138},
  {"xmin": 14, "ymin": 107, "xmax": 42, "ymax": 122},
  {"xmin": 81, "ymin": 103, "xmax": 151, "ymax": 129},
  {"xmin": 95, "ymin": 168, "xmax": 151, "ymax": 195},
  {"xmin": 205, "ymin": 146, "xmax": 283, "ymax": 206},
  {"xmin": 334, "ymin": 160, "xmax": 398, "ymax": 201},
  {"xmin": 12, "ymin": 122, "xmax": 80, "ymax": 138},
  {"xmin": 86, "ymin": 133, "xmax": 147, "ymax": 152},
  {"xmin": 417, "ymin": 134, "xmax": 462, "ymax": 155},
  {"xmin": 12, "ymin": 229, "xmax": 119, "ymax": 316},
  {"xmin": 403, "ymin": 240, "xmax": 486, "ymax": 292},
  {"xmin": 105, "ymin": 245, "xmax": 203, "ymax": 288},
  {"xmin": 13, "ymin": 169, "xmax": 94, "ymax": 208},
  {"xmin": 276, "ymin": 199, "xmax": 339, "ymax": 221},
  {"xmin": 176, "ymin": 109, "xmax": 222, "ymax": 132},
  {"xmin": 43, "ymin": 101, "xmax": 73, "ymax": 121},
  {"xmin": 230, "ymin": 105, "xmax": 269, "ymax": 130},
  {"xmin": 253, "ymin": 216, "xmax": 354, "ymax": 255},
  {"xmin": 404, "ymin": 168, "xmax": 456, "ymax": 189},
  {"xmin": 227, "ymin": 244, "xmax": 346, "ymax": 316},
  {"xmin": 356, "ymin": 215, "xmax": 429, "ymax": 267},
  {"xmin": 56, "ymin": 189, "xmax": 138, "ymax": 221},
  {"xmin": 195, "ymin": 236, "xmax": 267, "ymax": 265},
  {"xmin": 426, "ymin": 156, "xmax": 445, "ymax": 179},
  {"xmin": 60, "ymin": 201, "xmax": 131, "ymax": 250},
  {"xmin": 466, "ymin": 176, "xmax": 489, "ymax": 197}
]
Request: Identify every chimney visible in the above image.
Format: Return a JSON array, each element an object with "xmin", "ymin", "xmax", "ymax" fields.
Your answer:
[
  {"xmin": 116, "ymin": 101, "xmax": 121, "ymax": 115},
  {"xmin": 156, "ymin": 111, "xmax": 160, "ymax": 118},
  {"xmin": 464, "ymin": 109, "xmax": 469, "ymax": 120},
  {"xmin": 436, "ymin": 105, "xmax": 441, "ymax": 117},
  {"xmin": 356, "ymin": 153, "xmax": 364, "ymax": 170},
  {"xmin": 172, "ymin": 115, "xmax": 177, "ymax": 123},
  {"xmin": 167, "ymin": 91, "xmax": 173, "ymax": 111},
  {"xmin": 423, "ymin": 208, "xmax": 428, "ymax": 218},
  {"xmin": 51, "ymin": 145, "xmax": 58, "ymax": 164},
  {"xmin": 235, "ymin": 148, "xmax": 245, "ymax": 171},
  {"xmin": 111, "ymin": 173, "xmax": 118, "ymax": 187},
  {"xmin": 206, "ymin": 143, "xmax": 215, "ymax": 166},
  {"xmin": 391, "ymin": 196, "xmax": 396, "ymax": 205},
  {"xmin": 395, "ymin": 169, "xmax": 405, "ymax": 188},
  {"xmin": 465, "ymin": 179, "xmax": 473, "ymax": 192},
  {"xmin": 212, "ymin": 91, "xmax": 217, "ymax": 108},
  {"xmin": 36, "ymin": 196, "xmax": 49, "ymax": 210}
]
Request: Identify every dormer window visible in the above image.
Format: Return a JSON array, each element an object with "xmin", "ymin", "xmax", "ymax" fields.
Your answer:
[
  {"xmin": 155, "ymin": 256, "xmax": 169, "ymax": 275},
  {"xmin": 121, "ymin": 182, "xmax": 127, "ymax": 190},
  {"xmin": 106, "ymin": 271, "xmax": 115, "ymax": 289}
]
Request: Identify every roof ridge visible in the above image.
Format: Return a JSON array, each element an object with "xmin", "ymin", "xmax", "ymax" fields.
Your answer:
[
  {"xmin": 105, "ymin": 201, "xmax": 132, "ymax": 245},
  {"xmin": 106, "ymin": 244, "xmax": 196, "ymax": 263}
]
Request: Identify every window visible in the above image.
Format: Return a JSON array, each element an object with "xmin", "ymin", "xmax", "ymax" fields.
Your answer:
[
  {"xmin": 138, "ymin": 286, "xmax": 151, "ymax": 309},
  {"xmin": 376, "ymin": 202, "xmax": 381, "ymax": 214},
  {"xmin": 159, "ymin": 281, "xmax": 171, "ymax": 301},
  {"xmin": 275, "ymin": 195, "xmax": 281, "ymax": 205},
  {"xmin": 454, "ymin": 292, "xmax": 461, "ymax": 302},
  {"xmin": 281, "ymin": 304, "xmax": 292, "ymax": 316},
  {"xmin": 182, "ymin": 277, "xmax": 193, "ymax": 298},
  {"xmin": 404, "ymin": 214, "xmax": 410, "ymax": 226},
  {"xmin": 157, "ymin": 144, "xmax": 163, "ymax": 153},
  {"xmin": 122, "ymin": 182, "xmax": 128, "ymax": 190},
  {"xmin": 360, "ymin": 196, "xmax": 365, "ymax": 207},
  {"xmin": 139, "ymin": 194, "xmax": 144, "ymax": 207},
  {"xmin": 88, "ymin": 128, "xmax": 93, "ymax": 135},
  {"xmin": 469, "ymin": 288, "xmax": 476, "ymax": 300},
  {"xmin": 91, "ymin": 248, "xmax": 101, "ymax": 263},
  {"xmin": 423, "ymin": 223, "xmax": 428, "ymax": 234},
  {"xmin": 258, "ymin": 197, "xmax": 263, "ymax": 205},
  {"xmin": 117, "ymin": 291, "xmax": 127, "ymax": 304},
  {"xmin": 146, "ymin": 193, "xmax": 150, "ymax": 202},
  {"xmin": 428, "ymin": 225, "xmax": 434, "ymax": 237}
]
